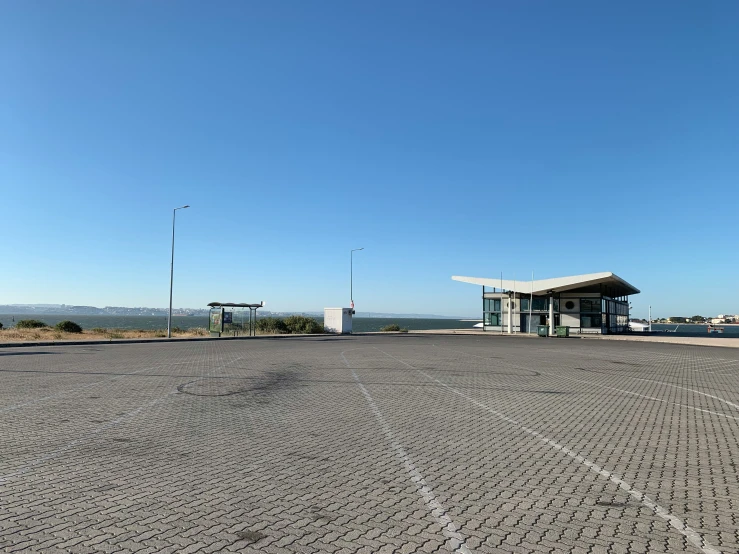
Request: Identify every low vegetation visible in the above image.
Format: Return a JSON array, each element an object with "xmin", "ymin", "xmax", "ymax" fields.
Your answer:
[
  {"xmin": 283, "ymin": 315, "xmax": 324, "ymax": 334},
  {"xmin": 254, "ymin": 315, "xmax": 323, "ymax": 335},
  {"xmin": 255, "ymin": 317, "xmax": 289, "ymax": 334},
  {"xmin": 55, "ymin": 320, "xmax": 83, "ymax": 333},
  {"xmin": 15, "ymin": 319, "xmax": 48, "ymax": 329},
  {"xmin": 380, "ymin": 323, "xmax": 408, "ymax": 333},
  {"xmin": 0, "ymin": 315, "xmax": 324, "ymax": 343},
  {"xmin": 0, "ymin": 326, "xmax": 211, "ymax": 343}
]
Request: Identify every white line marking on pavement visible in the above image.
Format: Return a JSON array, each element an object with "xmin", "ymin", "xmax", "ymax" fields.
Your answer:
[
  {"xmin": 629, "ymin": 377, "xmax": 739, "ymax": 411},
  {"xmin": 374, "ymin": 347, "xmax": 720, "ymax": 554},
  {"xmin": 434, "ymin": 345, "xmax": 739, "ymax": 421},
  {"xmin": 341, "ymin": 351, "xmax": 472, "ymax": 554}
]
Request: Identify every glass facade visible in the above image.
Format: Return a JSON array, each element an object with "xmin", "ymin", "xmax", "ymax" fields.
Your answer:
[
  {"xmin": 483, "ymin": 298, "xmax": 501, "ymax": 327},
  {"xmin": 484, "ymin": 293, "xmax": 630, "ymax": 333},
  {"xmin": 484, "ymin": 312, "xmax": 502, "ymax": 326},
  {"xmin": 520, "ymin": 297, "xmax": 549, "ymax": 311},
  {"xmin": 580, "ymin": 314, "xmax": 602, "ymax": 328},
  {"xmin": 580, "ymin": 298, "xmax": 601, "ymax": 313},
  {"xmin": 603, "ymin": 298, "xmax": 629, "ymax": 333}
]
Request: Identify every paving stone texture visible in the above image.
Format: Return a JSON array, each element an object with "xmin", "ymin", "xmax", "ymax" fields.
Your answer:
[{"xmin": 0, "ymin": 334, "xmax": 737, "ymax": 553}]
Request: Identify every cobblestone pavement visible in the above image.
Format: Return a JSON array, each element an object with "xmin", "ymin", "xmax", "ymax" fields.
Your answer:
[{"xmin": 0, "ymin": 335, "xmax": 737, "ymax": 553}]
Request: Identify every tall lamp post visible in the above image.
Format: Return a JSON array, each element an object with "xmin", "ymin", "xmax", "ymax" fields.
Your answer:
[
  {"xmin": 350, "ymin": 247, "xmax": 364, "ymax": 308},
  {"xmin": 168, "ymin": 205, "xmax": 189, "ymax": 338}
]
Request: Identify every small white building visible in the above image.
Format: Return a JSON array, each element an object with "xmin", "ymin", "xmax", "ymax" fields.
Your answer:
[
  {"xmin": 324, "ymin": 308, "xmax": 353, "ymax": 334},
  {"xmin": 453, "ymin": 272, "xmax": 640, "ymax": 335}
]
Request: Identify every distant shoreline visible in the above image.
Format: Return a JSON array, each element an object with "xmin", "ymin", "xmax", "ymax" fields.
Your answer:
[{"xmin": 653, "ymin": 322, "xmax": 739, "ymax": 326}]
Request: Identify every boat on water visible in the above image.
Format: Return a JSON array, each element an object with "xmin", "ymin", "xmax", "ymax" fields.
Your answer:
[
  {"xmin": 628, "ymin": 321, "xmax": 650, "ymax": 332},
  {"xmin": 707, "ymin": 324, "xmax": 725, "ymax": 334}
]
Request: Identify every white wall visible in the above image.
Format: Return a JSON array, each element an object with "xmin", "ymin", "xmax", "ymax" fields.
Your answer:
[
  {"xmin": 502, "ymin": 295, "xmax": 521, "ymax": 332},
  {"xmin": 561, "ymin": 313, "xmax": 580, "ymax": 327}
]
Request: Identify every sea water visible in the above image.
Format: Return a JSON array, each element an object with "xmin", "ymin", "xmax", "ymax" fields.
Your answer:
[
  {"xmin": 1, "ymin": 315, "xmax": 737, "ymax": 337},
  {"xmin": 0, "ymin": 314, "xmax": 478, "ymax": 333}
]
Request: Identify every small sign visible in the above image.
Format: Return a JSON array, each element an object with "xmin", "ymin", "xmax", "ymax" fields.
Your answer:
[{"xmin": 223, "ymin": 312, "xmax": 233, "ymax": 324}]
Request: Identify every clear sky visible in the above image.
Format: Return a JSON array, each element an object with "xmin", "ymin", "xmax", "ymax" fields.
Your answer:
[{"xmin": 2, "ymin": 1, "xmax": 738, "ymax": 318}]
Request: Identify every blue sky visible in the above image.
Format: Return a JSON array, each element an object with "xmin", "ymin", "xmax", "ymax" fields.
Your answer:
[{"xmin": 1, "ymin": 1, "xmax": 738, "ymax": 318}]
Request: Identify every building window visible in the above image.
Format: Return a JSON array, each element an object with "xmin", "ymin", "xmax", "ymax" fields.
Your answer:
[
  {"xmin": 580, "ymin": 298, "xmax": 601, "ymax": 313},
  {"xmin": 483, "ymin": 299, "xmax": 501, "ymax": 312},
  {"xmin": 581, "ymin": 315, "xmax": 602, "ymax": 328},
  {"xmin": 520, "ymin": 298, "xmax": 552, "ymax": 311},
  {"xmin": 485, "ymin": 312, "xmax": 502, "ymax": 326}
]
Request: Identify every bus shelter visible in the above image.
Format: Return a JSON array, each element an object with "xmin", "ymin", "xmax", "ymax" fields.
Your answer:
[{"xmin": 207, "ymin": 302, "xmax": 264, "ymax": 337}]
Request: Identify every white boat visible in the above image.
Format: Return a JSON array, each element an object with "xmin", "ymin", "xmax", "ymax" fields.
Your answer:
[{"xmin": 628, "ymin": 321, "xmax": 650, "ymax": 332}]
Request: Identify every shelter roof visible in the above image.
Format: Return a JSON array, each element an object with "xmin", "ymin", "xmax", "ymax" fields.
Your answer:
[
  {"xmin": 207, "ymin": 302, "xmax": 264, "ymax": 308},
  {"xmin": 451, "ymin": 272, "xmax": 640, "ymax": 297}
]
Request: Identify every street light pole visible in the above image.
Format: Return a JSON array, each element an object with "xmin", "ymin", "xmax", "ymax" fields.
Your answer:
[
  {"xmin": 168, "ymin": 205, "xmax": 190, "ymax": 338},
  {"xmin": 350, "ymin": 247, "xmax": 364, "ymax": 307}
]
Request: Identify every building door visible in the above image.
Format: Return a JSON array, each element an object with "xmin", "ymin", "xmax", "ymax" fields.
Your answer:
[{"xmin": 521, "ymin": 314, "xmax": 548, "ymax": 333}]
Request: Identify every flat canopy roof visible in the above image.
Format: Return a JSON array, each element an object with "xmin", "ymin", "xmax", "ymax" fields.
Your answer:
[
  {"xmin": 452, "ymin": 272, "xmax": 640, "ymax": 297},
  {"xmin": 207, "ymin": 302, "xmax": 264, "ymax": 308}
]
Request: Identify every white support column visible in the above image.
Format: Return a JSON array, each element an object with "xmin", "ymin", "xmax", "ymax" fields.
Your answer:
[
  {"xmin": 507, "ymin": 293, "xmax": 512, "ymax": 334},
  {"xmin": 549, "ymin": 292, "xmax": 555, "ymax": 336}
]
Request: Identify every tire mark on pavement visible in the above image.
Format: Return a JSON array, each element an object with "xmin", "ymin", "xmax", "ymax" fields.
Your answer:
[
  {"xmin": 0, "ymin": 363, "xmax": 176, "ymax": 415},
  {"xmin": 0, "ymin": 391, "xmax": 177, "ymax": 485}
]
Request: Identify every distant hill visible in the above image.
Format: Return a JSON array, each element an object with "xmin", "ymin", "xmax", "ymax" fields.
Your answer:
[
  {"xmin": 0, "ymin": 304, "xmax": 208, "ymax": 316},
  {"xmin": 0, "ymin": 304, "xmax": 475, "ymax": 319}
]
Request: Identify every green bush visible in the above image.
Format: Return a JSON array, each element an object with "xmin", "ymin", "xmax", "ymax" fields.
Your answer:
[
  {"xmin": 283, "ymin": 315, "xmax": 324, "ymax": 334},
  {"xmin": 55, "ymin": 320, "xmax": 83, "ymax": 333},
  {"xmin": 380, "ymin": 324, "xmax": 401, "ymax": 332},
  {"xmin": 16, "ymin": 319, "xmax": 48, "ymax": 329},
  {"xmin": 0, "ymin": 322, "xmax": 3, "ymax": 330},
  {"xmin": 256, "ymin": 317, "xmax": 289, "ymax": 334}
]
